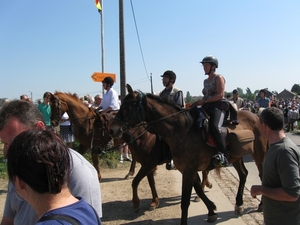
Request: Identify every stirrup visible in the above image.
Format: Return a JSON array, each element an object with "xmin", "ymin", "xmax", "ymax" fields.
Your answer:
[
  {"xmin": 166, "ymin": 160, "xmax": 176, "ymax": 170},
  {"xmin": 212, "ymin": 152, "xmax": 228, "ymax": 167}
]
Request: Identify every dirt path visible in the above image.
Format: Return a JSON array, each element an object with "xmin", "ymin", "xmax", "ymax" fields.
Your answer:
[{"xmin": 0, "ymin": 162, "xmax": 263, "ymax": 224}]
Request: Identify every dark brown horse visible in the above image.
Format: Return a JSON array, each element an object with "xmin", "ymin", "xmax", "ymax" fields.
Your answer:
[
  {"xmin": 50, "ymin": 91, "xmax": 115, "ymax": 180},
  {"xmin": 109, "ymin": 84, "xmax": 268, "ymax": 225}
]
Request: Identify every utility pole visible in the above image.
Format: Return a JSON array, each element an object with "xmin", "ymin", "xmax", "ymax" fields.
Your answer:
[
  {"xmin": 150, "ymin": 73, "xmax": 153, "ymax": 94},
  {"xmin": 119, "ymin": 0, "xmax": 126, "ymax": 100}
]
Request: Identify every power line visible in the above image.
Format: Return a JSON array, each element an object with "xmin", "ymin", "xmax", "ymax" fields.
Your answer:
[{"xmin": 130, "ymin": 0, "xmax": 149, "ymax": 80}]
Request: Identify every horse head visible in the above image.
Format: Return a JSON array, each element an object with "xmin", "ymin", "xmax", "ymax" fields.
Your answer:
[{"xmin": 110, "ymin": 84, "xmax": 147, "ymax": 138}]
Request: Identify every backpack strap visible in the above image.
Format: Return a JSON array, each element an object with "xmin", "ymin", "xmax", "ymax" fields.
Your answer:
[{"xmin": 38, "ymin": 214, "xmax": 80, "ymax": 225}]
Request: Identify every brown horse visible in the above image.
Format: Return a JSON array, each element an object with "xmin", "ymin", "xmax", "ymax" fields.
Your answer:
[
  {"xmin": 109, "ymin": 84, "xmax": 268, "ymax": 225},
  {"xmin": 50, "ymin": 91, "xmax": 115, "ymax": 180}
]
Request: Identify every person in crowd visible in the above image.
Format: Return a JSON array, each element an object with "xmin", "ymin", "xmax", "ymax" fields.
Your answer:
[
  {"xmin": 0, "ymin": 100, "xmax": 102, "ymax": 225},
  {"xmin": 257, "ymin": 89, "xmax": 270, "ymax": 109},
  {"xmin": 20, "ymin": 94, "xmax": 28, "ymax": 101},
  {"xmin": 286, "ymin": 105, "xmax": 299, "ymax": 132},
  {"xmin": 250, "ymin": 107, "xmax": 300, "ymax": 225},
  {"xmin": 84, "ymin": 95, "xmax": 94, "ymax": 108},
  {"xmin": 82, "ymin": 100, "xmax": 89, "ymax": 107},
  {"xmin": 159, "ymin": 70, "xmax": 184, "ymax": 170},
  {"xmin": 38, "ymin": 92, "xmax": 52, "ymax": 128},
  {"xmin": 60, "ymin": 112, "xmax": 74, "ymax": 148},
  {"xmin": 26, "ymin": 98, "xmax": 33, "ymax": 103},
  {"xmin": 99, "ymin": 77, "xmax": 119, "ymax": 113},
  {"xmin": 119, "ymin": 143, "xmax": 132, "ymax": 163},
  {"xmin": 231, "ymin": 89, "xmax": 245, "ymax": 110},
  {"xmin": 194, "ymin": 55, "xmax": 232, "ymax": 166},
  {"xmin": 7, "ymin": 129, "xmax": 101, "ymax": 224},
  {"xmin": 92, "ymin": 94, "xmax": 102, "ymax": 109}
]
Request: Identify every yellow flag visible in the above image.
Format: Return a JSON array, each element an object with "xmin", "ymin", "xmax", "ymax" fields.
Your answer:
[{"xmin": 95, "ymin": 0, "xmax": 102, "ymax": 11}]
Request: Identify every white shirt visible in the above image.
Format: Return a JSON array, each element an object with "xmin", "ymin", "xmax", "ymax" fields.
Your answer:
[
  {"xmin": 60, "ymin": 112, "xmax": 71, "ymax": 126},
  {"xmin": 100, "ymin": 88, "xmax": 120, "ymax": 111}
]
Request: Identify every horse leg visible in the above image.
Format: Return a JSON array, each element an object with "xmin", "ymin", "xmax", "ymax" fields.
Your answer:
[
  {"xmin": 131, "ymin": 164, "xmax": 157, "ymax": 212},
  {"xmin": 180, "ymin": 170, "xmax": 197, "ymax": 225},
  {"xmin": 125, "ymin": 157, "xmax": 136, "ymax": 179},
  {"xmin": 91, "ymin": 152, "xmax": 101, "ymax": 181},
  {"xmin": 203, "ymin": 171, "xmax": 213, "ymax": 189},
  {"xmin": 193, "ymin": 173, "xmax": 217, "ymax": 223},
  {"xmin": 194, "ymin": 170, "xmax": 213, "ymax": 202},
  {"xmin": 232, "ymin": 158, "xmax": 248, "ymax": 215},
  {"xmin": 146, "ymin": 169, "xmax": 159, "ymax": 210}
]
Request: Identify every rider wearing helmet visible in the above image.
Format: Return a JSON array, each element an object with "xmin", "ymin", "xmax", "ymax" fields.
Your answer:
[
  {"xmin": 159, "ymin": 70, "xmax": 185, "ymax": 170},
  {"xmin": 195, "ymin": 55, "xmax": 236, "ymax": 166},
  {"xmin": 159, "ymin": 70, "xmax": 185, "ymax": 108},
  {"xmin": 99, "ymin": 76, "xmax": 120, "ymax": 113}
]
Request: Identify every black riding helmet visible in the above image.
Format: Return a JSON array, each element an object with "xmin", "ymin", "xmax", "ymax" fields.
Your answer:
[
  {"xmin": 160, "ymin": 70, "xmax": 176, "ymax": 83},
  {"xmin": 102, "ymin": 76, "xmax": 114, "ymax": 86},
  {"xmin": 200, "ymin": 55, "xmax": 218, "ymax": 68}
]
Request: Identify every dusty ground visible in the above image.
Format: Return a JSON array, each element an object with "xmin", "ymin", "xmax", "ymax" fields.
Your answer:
[{"xmin": 0, "ymin": 162, "xmax": 263, "ymax": 224}]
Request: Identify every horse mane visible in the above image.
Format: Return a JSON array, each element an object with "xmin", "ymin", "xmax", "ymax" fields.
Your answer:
[
  {"xmin": 54, "ymin": 91, "xmax": 83, "ymax": 104},
  {"xmin": 142, "ymin": 92, "xmax": 194, "ymax": 129}
]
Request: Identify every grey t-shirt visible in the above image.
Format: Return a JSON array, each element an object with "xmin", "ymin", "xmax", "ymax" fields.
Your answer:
[
  {"xmin": 3, "ymin": 149, "xmax": 102, "ymax": 224},
  {"xmin": 262, "ymin": 137, "xmax": 300, "ymax": 225}
]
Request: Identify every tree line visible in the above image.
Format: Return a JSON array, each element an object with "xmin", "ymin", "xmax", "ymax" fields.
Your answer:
[{"xmin": 185, "ymin": 84, "xmax": 300, "ymax": 104}]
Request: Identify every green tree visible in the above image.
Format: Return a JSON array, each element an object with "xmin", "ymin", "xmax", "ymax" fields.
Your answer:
[
  {"xmin": 185, "ymin": 91, "xmax": 192, "ymax": 103},
  {"xmin": 291, "ymin": 84, "xmax": 300, "ymax": 94}
]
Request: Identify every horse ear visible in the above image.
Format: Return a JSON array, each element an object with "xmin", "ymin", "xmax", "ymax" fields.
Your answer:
[{"xmin": 126, "ymin": 84, "xmax": 134, "ymax": 96}]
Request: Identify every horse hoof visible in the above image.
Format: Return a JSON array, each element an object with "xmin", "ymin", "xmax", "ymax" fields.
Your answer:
[
  {"xmin": 149, "ymin": 202, "xmax": 159, "ymax": 210},
  {"xmin": 206, "ymin": 182, "xmax": 213, "ymax": 189},
  {"xmin": 207, "ymin": 214, "xmax": 217, "ymax": 223},
  {"xmin": 149, "ymin": 198, "xmax": 159, "ymax": 210},
  {"xmin": 234, "ymin": 205, "xmax": 244, "ymax": 215},
  {"xmin": 193, "ymin": 196, "xmax": 201, "ymax": 202}
]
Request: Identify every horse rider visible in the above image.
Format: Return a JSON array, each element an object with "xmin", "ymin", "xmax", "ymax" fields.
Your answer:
[
  {"xmin": 159, "ymin": 70, "xmax": 185, "ymax": 170},
  {"xmin": 195, "ymin": 55, "xmax": 238, "ymax": 167}
]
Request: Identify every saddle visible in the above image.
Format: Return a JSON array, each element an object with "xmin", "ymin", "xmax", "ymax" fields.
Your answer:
[{"xmin": 194, "ymin": 107, "xmax": 254, "ymax": 157}]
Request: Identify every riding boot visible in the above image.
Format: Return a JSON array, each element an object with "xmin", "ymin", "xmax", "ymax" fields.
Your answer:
[{"xmin": 211, "ymin": 130, "xmax": 228, "ymax": 166}]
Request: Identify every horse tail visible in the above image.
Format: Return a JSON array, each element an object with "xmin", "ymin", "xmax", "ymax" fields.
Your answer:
[{"xmin": 214, "ymin": 167, "xmax": 221, "ymax": 178}]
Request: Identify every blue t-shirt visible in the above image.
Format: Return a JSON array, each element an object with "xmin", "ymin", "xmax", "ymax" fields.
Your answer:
[
  {"xmin": 257, "ymin": 97, "xmax": 270, "ymax": 108},
  {"xmin": 37, "ymin": 198, "xmax": 101, "ymax": 224}
]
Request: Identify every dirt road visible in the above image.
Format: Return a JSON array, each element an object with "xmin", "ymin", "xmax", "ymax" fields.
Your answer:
[{"xmin": 0, "ymin": 162, "xmax": 263, "ymax": 224}]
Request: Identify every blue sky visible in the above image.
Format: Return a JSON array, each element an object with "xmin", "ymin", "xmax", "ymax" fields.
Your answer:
[{"xmin": 1, "ymin": 1, "xmax": 300, "ymax": 101}]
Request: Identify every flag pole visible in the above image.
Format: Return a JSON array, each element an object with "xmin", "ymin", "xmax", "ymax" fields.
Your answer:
[
  {"xmin": 100, "ymin": 0, "xmax": 104, "ymax": 73},
  {"xmin": 99, "ymin": 0, "xmax": 104, "ymax": 95}
]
